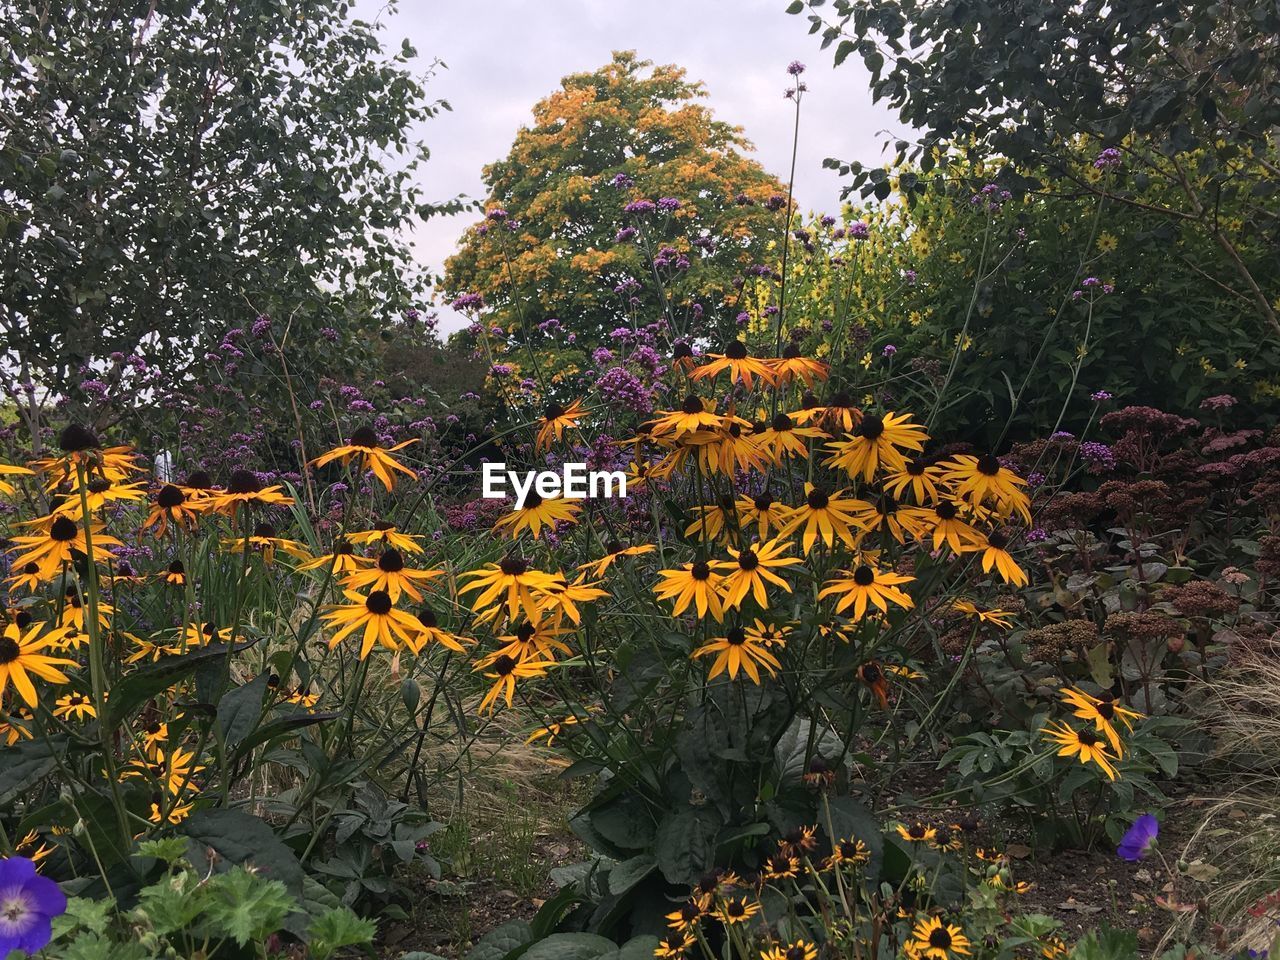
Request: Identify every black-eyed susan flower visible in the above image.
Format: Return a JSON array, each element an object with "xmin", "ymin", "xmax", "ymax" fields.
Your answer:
[
  {"xmin": 745, "ymin": 619, "xmax": 791, "ymax": 648},
  {"xmin": 535, "ymin": 574, "xmax": 609, "ymax": 626},
  {"xmin": 685, "ymin": 496, "xmax": 740, "ymax": 545},
  {"xmin": 285, "ymin": 686, "xmax": 320, "ymax": 709},
  {"xmin": 482, "ymin": 620, "xmax": 572, "ymax": 664},
  {"xmin": 849, "ymin": 493, "xmax": 924, "ymax": 544},
  {"xmin": 53, "ymin": 691, "xmax": 96, "ymax": 721},
  {"xmin": 534, "ymin": 400, "xmax": 585, "ymax": 452},
  {"xmin": 310, "ymin": 425, "xmax": 418, "ymax": 492},
  {"xmin": 760, "ymin": 940, "xmax": 818, "ymax": 960},
  {"xmin": 60, "ymin": 588, "xmax": 111, "ymax": 631},
  {"xmin": 459, "ymin": 556, "xmax": 558, "ymax": 622},
  {"xmin": 8, "ymin": 514, "xmax": 124, "ymax": 582},
  {"xmin": 322, "ymin": 589, "xmax": 424, "ymax": 659},
  {"xmin": 825, "ymin": 837, "xmax": 870, "ymax": 869},
  {"xmin": 715, "ymin": 538, "xmax": 800, "ymax": 609},
  {"xmin": 858, "ymin": 661, "xmax": 890, "ymax": 709},
  {"xmin": 5, "ymin": 562, "xmax": 44, "ymax": 593},
  {"xmin": 793, "ymin": 389, "xmax": 862, "ymax": 434},
  {"xmin": 652, "ymin": 395, "xmax": 726, "ymax": 437},
  {"xmin": 525, "ymin": 712, "xmax": 585, "ymax": 746},
  {"xmin": 654, "ymin": 560, "xmax": 725, "ymax": 621},
  {"xmin": 181, "ymin": 620, "xmax": 234, "ymax": 648},
  {"xmin": 151, "ymin": 747, "xmax": 206, "ymax": 796},
  {"xmin": 884, "ymin": 457, "xmax": 946, "ymax": 504},
  {"xmin": 713, "ymin": 896, "xmax": 760, "ymax": 926},
  {"xmin": 977, "ymin": 530, "xmax": 1028, "ymax": 586},
  {"xmin": 653, "ymin": 930, "xmax": 696, "ymax": 959},
  {"xmin": 690, "ymin": 417, "xmax": 768, "ymax": 477},
  {"xmin": 221, "ymin": 522, "xmax": 311, "ymax": 565},
  {"xmin": 690, "ymin": 340, "xmax": 777, "ymax": 389},
  {"xmin": 140, "ymin": 721, "xmax": 169, "ymax": 755},
  {"xmin": 0, "ymin": 703, "xmax": 34, "ymax": 745},
  {"xmin": 297, "ymin": 538, "xmax": 372, "ymax": 575},
  {"xmin": 0, "ymin": 621, "xmax": 77, "ymax": 706},
  {"xmin": 755, "ymin": 413, "xmax": 826, "ymax": 464},
  {"xmin": 210, "ymin": 469, "xmax": 294, "ymax": 515},
  {"xmin": 1041, "ymin": 720, "xmax": 1120, "ymax": 780},
  {"xmin": 692, "ymin": 626, "xmax": 781, "ymax": 683},
  {"xmin": 53, "ymin": 477, "xmax": 148, "ymax": 518},
  {"xmin": 143, "ymin": 484, "xmax": 203, "ymax": 537},
  {"xmin": 691, "ymin": 868, "xmax": 741, "ymax": 907},
  {"xmin": 825, "ymin": 411, "xmax": 928, "ymax": 481},
  {"xmin": 664, "ymin": 899, "xmax": 704, "ymax": 933},
  {"xmin": 895, "ymin": 822, "xmax": 938, "ymax": 844},
  {"xmin": 0, "ymin": 462, "xmax": 35, "ymax": 496},
  {"xmin": 760, "ymin": 852, "xmax": 800, "ymax": 881},
  {"xmin": 576, "ymin": 541, "xmax": 655, "ymax": 577},
  {"xmin": 818, "ymin": 565, "xmax": 914, "ymax": 621},
  {"xmin": 1060, "ymin": 687, "xmax": 1143, "ymax": 755},
  {"xmin": 736, "ymin": 492, "xmax": 789, "ymax": 540},
  {"xmin": 30, "ymin": 425, "xmax": 142, "ymax": 489},
  {"xmin": 951, "ymin": 599, "xmax": 1015, "ymax": 629},
  {"xmin": 940, "ymin": 454, "xmax": 1031, "ymax": 524},
  {"xmin": 492, "ymin": 492, "xmax": 582, "ymax": 539},
  {"xmin": 150, "ymin": 798, "xmax": 195, "ymax": 825},
  {"xmin": 906, "ymin": 916, "xmax": 972, "ymax": 959},
  {"xmin": 779, "ymin": 825, "xmax": 818, "ymax": 856},
  {"xmin": 341, "ymin": 549, "xmax": 443, "ymax": 602},
  {"xmin": 475, "ymin": 653, "xmax": 553, "ymax": 714},
  {"xmin": 178, "ymin": 470, "xmax": 219, "ymax": 508},
  {"xmin": 771, "ymin": 344, "xmax": 829, "ymax": 387},
  {"xmin": 410, "ymin": 607, "xmax": 473, "ymax": 654},
  {"xmin": 347, "ymin": 521, "xmax": 424, "ymax": 554},
  {"xmin": 782, "ymin": 484, "xmax": 866, "ymax": 554},
  {"xmin": 905, "ymin": 499, "xmax": 986, "ymax": 554},
  {"xmin": 161, "ymin": 560, "xmax": 187, "ymax": 586}
]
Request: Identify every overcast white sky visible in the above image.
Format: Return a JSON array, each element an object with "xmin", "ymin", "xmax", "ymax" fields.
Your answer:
[{"xmin": 357, "ymin": 0, "xmax": 903, "ymax": 331}]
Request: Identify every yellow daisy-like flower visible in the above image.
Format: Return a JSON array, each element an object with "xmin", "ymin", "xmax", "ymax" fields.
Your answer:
[
  {"xmin": 760, "ymin": 941, "xmax": 818, "ymax": 960},
  {"xmin": 895, "ymin": 822, "xmax": 937, "ymax": 843},
  {"xmin": 760, "ymin": 852, "xmax": 801, "ymax": 881},
  {"xmin": 209, "ymin": 469, "xmax": 295, "ymax": 516},
  {"xmin": 482, "ymin": 619, "xmax": 572, "ymax": 664},
  {"xmin": 576, "ymin": 541, "xmax": 655, "ymax": 578},
  {"xmin": 939, "ymin": 454, "xmax": 1031, "ymax": 524},
  {"xmin": 309, "ymin": 425, "xmax": 418, "ymax": 492},
  {"xmin": 744, "ymin": 619, "xmax": 791, "ymax": 648},
  {"xmin": 654, "ymin": 560, "xmax": 725, "ymax": 621},
  {"xmin": 690, "ymin": 341, "xmax": 777, "ymax": 389},
  {"xmin": 59, "ymin": 589, "xmax": 112, "ymax": 631},
  {"xmin": 692, "ymin": 626, "xmax": 782, "ymax": 684},
  {"xmin": 0, "ymin": 463, "xmax": 35, "ymax": 497},
  {"xmin": 296, "ymin": 539, "xmax": 373, "ymax": 575},
  {"xmin": 8, "ymin": 514, "xmax": 124, "ymax": 582},
  {"xmin": 713, "ymin": 897, "xmax": 761, "ymax": 926},
  {"xmin": 883, "ymin": 458, "xmax": 946, "ymax": 504},
  {"xmin": 818, "ymin": 565, "xmax": 914, "ymax": 621},
  {"xmin": 0, "ymin": 622, "xmax": 77, "ymax": 707},
  {"xmin": 736, "ymin": 492, "xmax": 790, "ymax": 540},
  {"xmin": 1060, "ymin": 687, "xmax": 1143, "ymax": 755},
  {"xmin": 824, "ymin": 837, "xmax": 870, "ymax": 869},
  {"xmin": 904, "ymin": 499, "xmax": 987, "ymax": 555},
  {"xmin": 770, "ymin": 345, "xmax": 829, "ymax": 387},
  {"xmin": 475, "ymin": 653, "xmax": 553, "ymax": 714},
  {"xmin": 534, "ymin": 399, "xmax": 585, "ymax": 453},
  {"xmin": 525, "ymin": 712, "xmax": 585, "ymax": 746},
  {"xmin": 824, "ymin": 411, "xmax": 928, "ymax": 481},
  {"xmin": 664, "ymin": 899, "xmax": 704, "ymax": 934},
  {"xmin": 685, "ymin": 496, "xmax": 741, "ymax": 545},
  {"xmin": 346, "ymin": 522, "xmax": 424, "ymax": 554},
  {"xmin": 906, "ymin": 916, "xmax": 972, "ymax": 959},
  {"xmin": 0, "ymin": 704, "xmax": 34, "ymax": 746},
  {"xmin": 321, "ymin": 589, "xmax": 425, "ymax": 659},
  {"xmin": 782, "ymin": 484, "xmax": 866, "ymax": 554},
  {"xmin": 53, "ymin": 691, "xmax": 96, "ymax": 721},
  {"xmin": 977, "ymin": 531, "xmax": 1028, "ymax": 586},
  {"xmin": 341, "ymin": 549, "xmax": 443, "ymax": 602},
  {"xmin": 1041, "ymin": 719, "xmax": 1120, "ymax": 780},
  {"xmin": 714, "ymin": 538, "xmax": 801, "ymax": 610},
  {"xmin": 535, "ymin": 574, "xmax": 609, "ymax": 626},
  {"xmin": 688, "ymin": 418, "xmax": 768, "ymax": 476},
  {"xmin": 653, "ymin": 930, "xmax": 696, "ymax": 959},
  {"xmin": 458, "ymin": 556, "xmax": 559, "ymax": 623},
  {"xmin": 651, "ymin": 395, "xmax": 727, "ymax": 438},
  {"xmin": 754, "ymin": 413, "xmax": 826, "ymax": 464},
  {"xmin": 951, "ymin": 599, "xmax": 1015, "ymax": 629},
  {"xmin": 792, "ymin": 389, "xmax": 862, "ymax": 433},
  {"xmin": 52, "ymin": 478, "xmax": 148, "ymax": 518},
  {"xmin": 491, "ymin": 493, "xmax": 582, "ymax": 540},
  {"xmin": 221, "ymin": 523, "xmax": 312, "ymax": 565}
]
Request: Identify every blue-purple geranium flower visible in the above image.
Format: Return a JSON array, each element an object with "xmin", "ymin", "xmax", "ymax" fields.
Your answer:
[
  {"xmin": 0, "ymin": 856, "xmax": 66, "ymax": 956},
  {"xmin": 1117, "ymin": 814, "xmax": 1159, "ymax": 862}
]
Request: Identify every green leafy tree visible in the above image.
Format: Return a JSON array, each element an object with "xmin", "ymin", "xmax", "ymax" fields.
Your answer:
[
  {"xmin": 791, "ymin": 0, "xmax": 1280, "ymax": 339},
  {"xmin": 443, "ymin": 51, "xmax": 790, "ymax": 352},
  {"xmin": 0, "ymin": 0, "xmax": 459, "ymax": 442}
]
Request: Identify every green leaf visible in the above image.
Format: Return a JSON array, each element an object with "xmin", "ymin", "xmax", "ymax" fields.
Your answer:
[
  {"xmin": 0, "ymin": 737, "xmax": 64, "ymax": 804},
  {"xmin": 522, "ymin": 934, "xmax": 616, "ymax": 960},
  {"xmin": 205, "ymin": 867, "xmax": 296, "ymax": 946},
  {"xmin": 217, "ymin": 672, "xmax": 269, "ymax": 747},
  {"xmin": 654, "ymin": 808, "xmax": 721, "ymax": 885},
  {"xmin": 786, "ymin": 0, "xmax": 805, "ymax": 12},
  {"xmin": 104, "ymin": 641, "xmax": 256, "ymax": 726},
  {"xmin": 180, "ymin": 808, "xmax": 304, "ymax": 896},
  {"xmin": 1085, "ymin": 642, "xmax": 1114, "ymax": 687},
  {"xmin": 307, "ymin": 907, "xmax": 378, "ymax": 959},
  {"xmin": 605, "ymin": 937, "xmax": 661, "ymax": 960},
  {"xmin": 607, "ymin": 855, "xmax": 656, "ymax": 896},
  {"xmin": 465, "ymin": 919, "xmax": 533, "ymax": 960}
]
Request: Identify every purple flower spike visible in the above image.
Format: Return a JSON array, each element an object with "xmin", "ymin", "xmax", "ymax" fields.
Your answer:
[
  {"xmin": 1117, "ymin": 814, "xmax": 1159, "ymax": 861},
  {"xmin": 0, "ymin": 856, "xmax": 67, "ymax": 955}
]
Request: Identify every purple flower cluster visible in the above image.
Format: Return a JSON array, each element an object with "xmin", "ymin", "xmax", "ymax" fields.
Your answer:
[
  {"xmin": 1080, "ymin": 441, "xmax": 1117, "ymax": 473},
  {"xmin": 971, "ymin": 183, "xmax": 1012, "ymax": 211},
  {"xmin": 1094, "ymin": 147, "xmax": 1122, "ymax": 170},
  {"xmin": 623, "ymin": 199, "xmax": 656, "ymax": 215}
]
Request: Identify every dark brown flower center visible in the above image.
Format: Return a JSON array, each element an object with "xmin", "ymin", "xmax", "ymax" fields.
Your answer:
[
  {"xmin": 987, "ymin": 531, "xmax": 1009, "ymax": 549},
  {"xmin": 856, "ymin": 414, "xmax": 884, "ymax": 439},
  {"xmin": 976, "ymin": 454, "xmax": 1001, "ymax": 475},
  {"xmin": 754, "ymin": 494, "xmax": 773, "ymax": 511},
  {"xmin": 168, "ymin": 560, "xmax": 185, "ymax": 575},
  {"xmin": 929, "ymin": 927, "xmax": 952, "ymax": 949},
  {"xmin": 500, "ymin": 555, "xmax": 528, "ymax": 576},
  {"xmin": 365, "ymin": 590, "xmax": 393, "ymax": 616},
  {"xmin": 543, "ymin": 403, "xmax": 565, "ymax": 421},
  {"xmin": 50, "ymin": 516, "xmax": 79, "ymax": 542},
  {"xmin": 492, "ymin": 654, "xmax": 517, "ymax": 675},
  {"xmin": 88, "ymin": 477, "xmax": 111, "ymax": 494},
  {"xmin": 253, "ymin": 522, "xmax": 276, "ymax": 538},
  {"xmin": 378, "ymin": 549, "xmax": 405, "ymax": 573},
  {"xmin": 724, "ymin": 341, "xmax": 749, "ymax": 360},
  {"xmin": 672, "ymin": 341, "xmax": 693, "ymax": 360},
  {"xmin": 691, "ymin": 562, "xmax": 712, "ymax": 581},
  {"xmin": 771, "ymin": 413, "xmax": 793, "ymax": 432},
  {"xmin": 227, "ymin": 470, "xmax": 261, "ymax": 494},
  {"xmin": 157, "ymin": 484, "xmax": 186, "ymax": 508},
  {"xmin": 523, "ymin": 491, "xmax": 543, "ymax": 510},
  {"xmin": 350, "ymin": 425, "xmax": 380, "ymax": 448},
  {"xmin": 59, "ymin": 423, "xmax": 100, "ymax": 451},
  {"xmin": 185, "ymin": 470, "xmax": 212, "ymax": 489},
  {"xmin": 681, "ymin": 394, "xmax": 704, "ymax": 414},
  {"xmin": 806, "ymin": 488, "xmax": 830, "ymax": 510},
  {"xmin": 417, "ymin": 608, "xmax": 438, "ymax": 628},
  {"xmin": 782, "ymin": 343, "xmax": 801, "ymax": 359},
  {"xmin": 516, "ymin": 622, "xmax": 537, "ymax": 642},
  {"xmin": 737, "ymin": 549, "xmax": 759, "ymax": 571},
  {"xmin": 0, "ymin": 637, "xmax": 20, "ymax": 663},
  {"xmin": 726, "ymin": 627, "xmax": 746, "ymax": 646},
  {"xmin": 853, "ymin": 566, "xmax": 875, "ymax": 586},
  {"xmin": 935, "ymin": 501, "xmax": 959, "ymax": 520}
]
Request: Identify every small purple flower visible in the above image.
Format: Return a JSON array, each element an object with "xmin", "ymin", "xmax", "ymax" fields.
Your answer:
[
  {"xmin": 787, "ymin": 60, "xmax": 806, "ymax": 76},
  {"xmin": 1090, "ymin": 390, "xmax": 1113, "ymax": 402},
  {"xmin": 485, "ymin": 207, "xmax": 508, "ymax": 221},
  {"xmin": 1094, "ymin": 147, "xmax": 1122, "ymax": 170},
  {"xmin": 881, "ymin": 344, "xmax": 897, "ymax": 358},
  {"xmin": 1117, "ymin": 814, "xmax": 1159, "ymax": 862},
  {"xmin": 623, "ymin": 199, "xmax": 656, "ymax": 215},
  {"xmin": 609, "ymin": 173, "xmax": 634, "ymax": 189},
  {"xmin": 1025, "ymin": 527, "xmax": 1048, "ymax": 544},
  {"xmin": 0, "ymin": 856, "xmax": 67, "ymax": 955},
  {"xmin": 451, "ymin": 292, "xmax": 485, "ymax": 312},
  {"xmin": 656, "ymin": 197, "xmax": 682, "ymax": 211},
  {"xmin": 848, "ymin": 221, "xmax": 869, "ymax": 239},
  {"xmin": 615, "ymin": 226, "xmax": 638, "ymax": 242}
]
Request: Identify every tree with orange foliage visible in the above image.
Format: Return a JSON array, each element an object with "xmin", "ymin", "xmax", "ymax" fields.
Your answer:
[{"xmin": 443, "ymin": 51, "xmax": 789, "ymax": 364}]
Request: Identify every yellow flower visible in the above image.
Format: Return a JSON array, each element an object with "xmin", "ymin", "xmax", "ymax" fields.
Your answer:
[
  {"xmin": 895, "ymin": 823, "xmax": 937, "ymax": 843},
  {"xmin": 53, "ymin": 691, "xmax": 97, "ymax": 721},
  {"xmin": 309, "ymin": 425, "xmax": 418, "ymax": 492},
  {"xmin": 824, "ymin": 411, "xmax": 928, "ymax": 482},
  {"xmin": 714, "ymin": 538, "xmax": 801, "ymax": 610},
  {"xmin": 492, "ymin": 493, "xmax": 582, "ymax": 540},
  {"xmin": 818, "ymin": 565, "xmax": 914, "ymax": 621},
  {"xmin": 692, "ymin": 626, "xmax": 782, "ymax": 684},
  {"xmin": 1041, "ymin": 719, "xmax": 1120, "ymax": 780},
  {"xmin": 1096, "ymin": 232, "xmax": 1118, "ymax": 253},
  {"xmin": 321, "ymin": 590, "xmax": 425, "ymax": 659},
  {"xmin": 475, "ymin": 654, "xmax": 553, "ymax": 714},
  {"xmin": 654, "ymin": 560, "xmax": 725, "ymax": 621},
  {"xmin": 0, "ymin": 622, "xmax": 77, "ymax": 707},
  {"xmin": 1059, "ymin": 687, "xmax": 1143, "ymax": 755},
  {"xmin": 906, "ymin": 916, "xmax": 971, "ymax": 959},
  {"xmin": 535, "ymin": 399, "xmax": 585, "ymax": 452},
  {"xmin": 341, "ymin": 549, "xmax": 443, "ymax": 602},
  {"xmin": 781, "ymin": 484, "xmax": 866, "ymax": 554}
]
